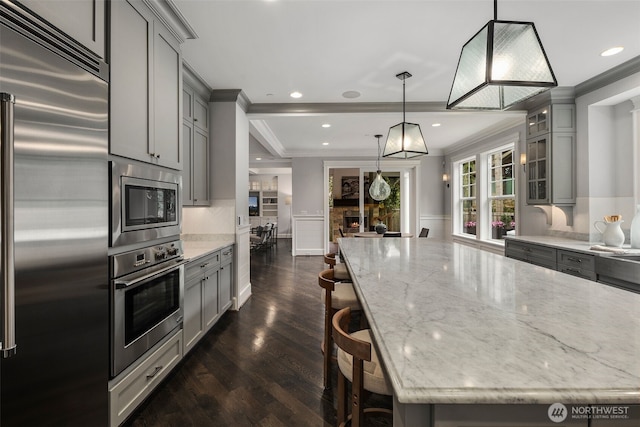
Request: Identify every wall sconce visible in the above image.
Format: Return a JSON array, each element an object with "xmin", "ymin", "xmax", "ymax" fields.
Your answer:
[
  {"xmin": 520, "ymin": 153, "xmax": 526, "ymax": 172},
  {"xmin": 442, "ymin": 173, "xmax": 450, "ymax": 188}
]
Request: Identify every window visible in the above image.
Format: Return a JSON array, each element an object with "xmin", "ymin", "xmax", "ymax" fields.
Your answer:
[
  {"xmin": 488, "ymin": 148, "xmax": 515, "ymax": 240},
  {"xmin": 460, "ymin": 159, "xmax": 476, "ymax": 235},
  {"xmin": 452, "ymin": 138, "xmax": 517, "ymax": 242}
]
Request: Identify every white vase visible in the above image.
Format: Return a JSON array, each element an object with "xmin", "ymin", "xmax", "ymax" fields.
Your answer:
[{"xmin": 631, "ymin": 204, "xmax": 640, "ymax": 249}]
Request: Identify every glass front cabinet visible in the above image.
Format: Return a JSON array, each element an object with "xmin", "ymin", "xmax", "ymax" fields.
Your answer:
[{"xmin": 525, "ymin": 104, "xmax": 576, "ymax": 206}]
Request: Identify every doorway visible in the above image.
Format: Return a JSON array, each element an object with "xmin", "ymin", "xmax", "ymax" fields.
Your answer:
[{"xmin": 325, "ymin": 161, "xmax": 420, "ymax": 252}]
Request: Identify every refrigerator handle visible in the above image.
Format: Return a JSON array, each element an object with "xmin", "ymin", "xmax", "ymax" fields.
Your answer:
[{"xmin": 1, "ymin": 92, "xmax": 17, "ymax": 358}]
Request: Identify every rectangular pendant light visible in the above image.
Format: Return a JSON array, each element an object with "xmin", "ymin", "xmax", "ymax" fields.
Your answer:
[{"xmin": 447, "ymin": 15, "xmax": 557, "ymax": 110}]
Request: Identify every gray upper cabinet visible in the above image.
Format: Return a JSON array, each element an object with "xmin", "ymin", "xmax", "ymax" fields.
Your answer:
[
  {"xmin": 526, "ymin": 104, "xmax": 576, "ymax": 205},
  {"xmin": 109, "ymin": 0, "xmax": 183, "ymax": 170},
  {"xmin": 17, "ymin": 0, "xmax": 106, "ymax": 59},
  {"xmin": 183, "ymin": 81, "xmax": 210, "ymax": 206}
]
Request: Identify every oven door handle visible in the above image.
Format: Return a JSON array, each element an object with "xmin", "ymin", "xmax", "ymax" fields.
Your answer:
[{"xmin": 114, "ymin": 259, "xmax": 187, "ymax": 289}]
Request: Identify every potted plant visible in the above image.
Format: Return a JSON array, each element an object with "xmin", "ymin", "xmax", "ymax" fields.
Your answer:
[
  {"xmin": 492, "ymin": 220, "xmax": 505, "ymax": 239},
  {"xmin": 464, "ymin": 221, "xmax": 476, "ymax": 235}
]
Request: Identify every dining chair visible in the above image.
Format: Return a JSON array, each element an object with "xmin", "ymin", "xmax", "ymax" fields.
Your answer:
[
  {"xmin": 332, "ymin": 307, "xmax": 393, "ymax": 426},
  {"xmin": 318, "ymin": 269, "xmax": 361, "ymax": 389}
]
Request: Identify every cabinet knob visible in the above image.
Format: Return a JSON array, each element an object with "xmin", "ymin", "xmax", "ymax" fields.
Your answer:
[{"xmin": 194, "ymin": 118, "xmax": 198, "ymax": 122}]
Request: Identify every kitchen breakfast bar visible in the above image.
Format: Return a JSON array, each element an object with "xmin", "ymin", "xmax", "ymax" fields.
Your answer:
[{"xmin": 338, "ymin": 238, "xmax": 640, "ymax": 427}]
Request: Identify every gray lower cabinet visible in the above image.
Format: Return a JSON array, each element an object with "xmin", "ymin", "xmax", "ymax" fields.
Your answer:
[
  {"xmin": 505, "ymin": 239, "xmax": 557, "ymax": 270},
  {"xmin": 16, "ymin": 0, "xmax": 105, "ymax": 58},
  {"xmin": 183, "ymin": 245, "xmax": 234, "ymax": 355},
  {"xmin": 557, "ymin": 249, "xmax": 596, "ymax": 281},
  {"xmin": 506, "ymin": 241, "xmax": 599, "ymax": 283},
  {"xmin": 109, "ymin": 330, "xmax": 182, "ymax": 427},
  {"xmin": 183, "ymin": 250, "xmax": 220, "ymax": 355},
  {"xmin": 110, "ymin": 0, "xmax": 182, "ymax": 170},
  {"xmin": 220, "ymin": 246, "xmax": 234, "ymax": 312}
]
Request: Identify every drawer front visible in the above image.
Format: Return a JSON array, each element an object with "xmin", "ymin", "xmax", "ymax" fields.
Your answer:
[
  {"xmin": 559, "ymin": 265, "xmax": 597, "ymax": 281},
  {"xmin": 185, "ymin": 251, "xmax": 221, "ymax": 283},
  {"xmin": 221, "ymin": 245, "xmax": 234, "ymax": 265},
  {"xmin": 506, "ymin": 240, "xmax": 557, "ymax": 268},
  {"xmin": 109, "ymin": 330, "xmax": 183, "ymax": 427},
  {"xmin": 557, "ymin": 250, "xmax": 595, "ymax": 272}
]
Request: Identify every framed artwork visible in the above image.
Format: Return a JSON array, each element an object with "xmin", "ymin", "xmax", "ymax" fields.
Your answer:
[
  {"xmin": 341, "ymin": 176, "xmax": 359, "ymax": 199},
  {"xmin": 340, "ymin": 176, "xmax": 370, "ymax": 199}
]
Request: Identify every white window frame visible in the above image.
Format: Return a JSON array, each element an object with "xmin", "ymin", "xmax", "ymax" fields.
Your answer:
[
  {"xmin": 486, "ymin": 144, "xmax": 516, "ymax": 240},
  {"xmin": 458, "ymin": 157, "xmax": 477, "ymax": 236},
  {"xmin": 450, "ymin": 132, "xmax": 520, "ymax": 244}
]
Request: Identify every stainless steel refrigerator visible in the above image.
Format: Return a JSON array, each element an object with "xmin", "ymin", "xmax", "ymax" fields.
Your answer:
[{"xmin": 1, "ymin": 6, "xmax": 109, "ymax": 426}]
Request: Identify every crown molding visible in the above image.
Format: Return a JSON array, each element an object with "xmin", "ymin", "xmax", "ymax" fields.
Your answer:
[
  {"xmin": 247, "ymin": 101, "xmax": 446, "ymax": 116},
  {"xmin": 210, "ymin": 89, "xmax": 251, "ymax": 112},
  {"xmin": 183, "ymin": 61, "xmax": 212, "ymax": 98},
  {"xmin": 143, "ymin": 0, "xmax": 198, "ymax": 43},
  {"xmin": 575, "ymin": 55, "xmax": 640, "ymax": 98}
]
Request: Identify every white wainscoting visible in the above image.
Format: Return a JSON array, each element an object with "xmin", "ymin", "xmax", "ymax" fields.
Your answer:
[
  {"xmin": 235, "ymin": 225, "xmax": 251, "ymax": 310},
  {"xmin": 292, "ymin": 215, "xmax": 324, "ymax": 256},
  {"xmin": 419, "ymin": 214, "xmax": 450, "ymax": 240}
]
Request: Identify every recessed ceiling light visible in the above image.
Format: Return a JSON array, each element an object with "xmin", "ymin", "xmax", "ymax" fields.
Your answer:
[
  {"xmin": 255, "ymin": 157, "xmax": 262, "ymax": 160},
  {"xmin": 289, "ymin": 91, "xmax": 303, "ymax": 99},
  {"xmin": 342, "ymin": 90, "xmax": 361, "ymax": 99},
  {"xmin": 601, "ymin": 46, "xmax": 624, "ymax": 57},
  {"xmin": 322, "ymin": 142, "xmax": 329, "ymax": 146},
  {"xmin": 322, "ymin": 123, "xmax": 331, "ymax": 128},
  {"xmin": 432, "ymin": 123, "xmax": 441, "ymax": 127}
]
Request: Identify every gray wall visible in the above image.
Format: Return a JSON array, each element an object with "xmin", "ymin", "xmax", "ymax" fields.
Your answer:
[
  {"xmin": 419, "ymin": 155, "xmax": 445, "ymax": 216},
  {"xmin": 291, "ymin": 157, "xmax": 325, "ymax": 216}
]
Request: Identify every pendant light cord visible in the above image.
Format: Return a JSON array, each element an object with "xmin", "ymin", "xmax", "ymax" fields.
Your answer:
[
  {"xmin": 494, "ymin": 0, "xmax": 497, "ymax": 20},
  {"xmin": 376, "ymin": 135, "xmax": 381, "ymax": 171},
  {"xmin": 402, "ymin": 78, "xmax": 406, "ymax": 123}
]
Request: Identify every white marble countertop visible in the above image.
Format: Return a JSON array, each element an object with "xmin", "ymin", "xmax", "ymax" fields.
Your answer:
[
  {"xmin": 506, "ymin": 235, "xmax": 640, "ymax": 255},
  {"xmin": 181, "ymin": 234, "xmax": 235, "ymax": 261},
  {"xmin": 338, "ymin": 238, "xmax": 640, "ymax": 405}
]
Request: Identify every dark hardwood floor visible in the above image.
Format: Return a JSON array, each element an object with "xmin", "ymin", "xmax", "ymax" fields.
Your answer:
[{"xmin": 124, "ymin": 240, "xmax": 392, "ymax": 427}]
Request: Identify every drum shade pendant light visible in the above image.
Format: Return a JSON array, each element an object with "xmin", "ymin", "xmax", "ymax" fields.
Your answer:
[
  {"xmin": 383, "ymin": 71, "xmax": 428, "ymax": 159},
  {"xmin": 369, "ymin": 134, "xmax": 391, "ymax": 201},
  {"xmin": 446, "ymin": 0, "xmax": 557, "ymax": 110}
]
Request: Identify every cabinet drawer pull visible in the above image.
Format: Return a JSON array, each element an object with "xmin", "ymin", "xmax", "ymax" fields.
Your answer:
[
  {"xmin": 223, "ymin": 250, "xmax": 231, "ymax": 255},
  {"xmin": 567, "ymin": 257, "xmax": 582, "ymax": 263},
  {"xmin": 146, "ymin": 366, "xmax": 162, "ymax": 379},
  {"xmin": 200, "ymin": 262, "xmax": 209, "ymax": 268}
]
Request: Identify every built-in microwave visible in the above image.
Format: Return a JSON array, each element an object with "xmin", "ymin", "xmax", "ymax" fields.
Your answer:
[{"xmin": 111, "ymin": 161, "xmax": 181, "ymax": 247}]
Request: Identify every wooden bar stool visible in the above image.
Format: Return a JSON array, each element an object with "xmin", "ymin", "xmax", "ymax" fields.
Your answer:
[
  {"xmin": 332, "ymin": 307, "xmax": 393, "ymax": 427},
  {"xmin": 324, "ymin": 252, "xmax": 351, "ymax": 282},
  {"xmin": 318, "ymin": 268, "xmax": 360, "ymax": 389}
]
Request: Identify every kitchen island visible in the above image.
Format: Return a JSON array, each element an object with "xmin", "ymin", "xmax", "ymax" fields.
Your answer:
[{"xmin": 338, "ymin": 238, "xmax": 640, "ymax": 427}]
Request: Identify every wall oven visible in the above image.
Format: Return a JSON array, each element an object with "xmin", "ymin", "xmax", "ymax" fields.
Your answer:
[
  {"xmin": 111, "ymin": 161, "xmax": 181, "ymax": 248},
  {"xmin": 110, "ymin": 240, "xmax": 185, "ymax": 378}
]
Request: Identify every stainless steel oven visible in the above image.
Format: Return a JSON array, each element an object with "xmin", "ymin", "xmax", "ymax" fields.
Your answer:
[
  {"xmin": 110, "ymin": 240, "xmax": 185, "ymax": 378},
  {"xmin": 111, "ymin": 161, "xmax": 181, "ymax": 248}
]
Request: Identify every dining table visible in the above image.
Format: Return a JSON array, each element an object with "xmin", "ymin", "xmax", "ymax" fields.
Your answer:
[
  {"xmin": 353, "ymin": 231, "xmax": 414, "ymax": 238},
  {"xmin": 338, "ymin": 237, "xmax": 640, "ymax": 427}
]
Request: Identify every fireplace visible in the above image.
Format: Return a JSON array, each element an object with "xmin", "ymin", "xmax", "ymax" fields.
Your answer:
[{"xmin": 343, "ymin": 211, "xmax": 368, "ymax": 232}]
